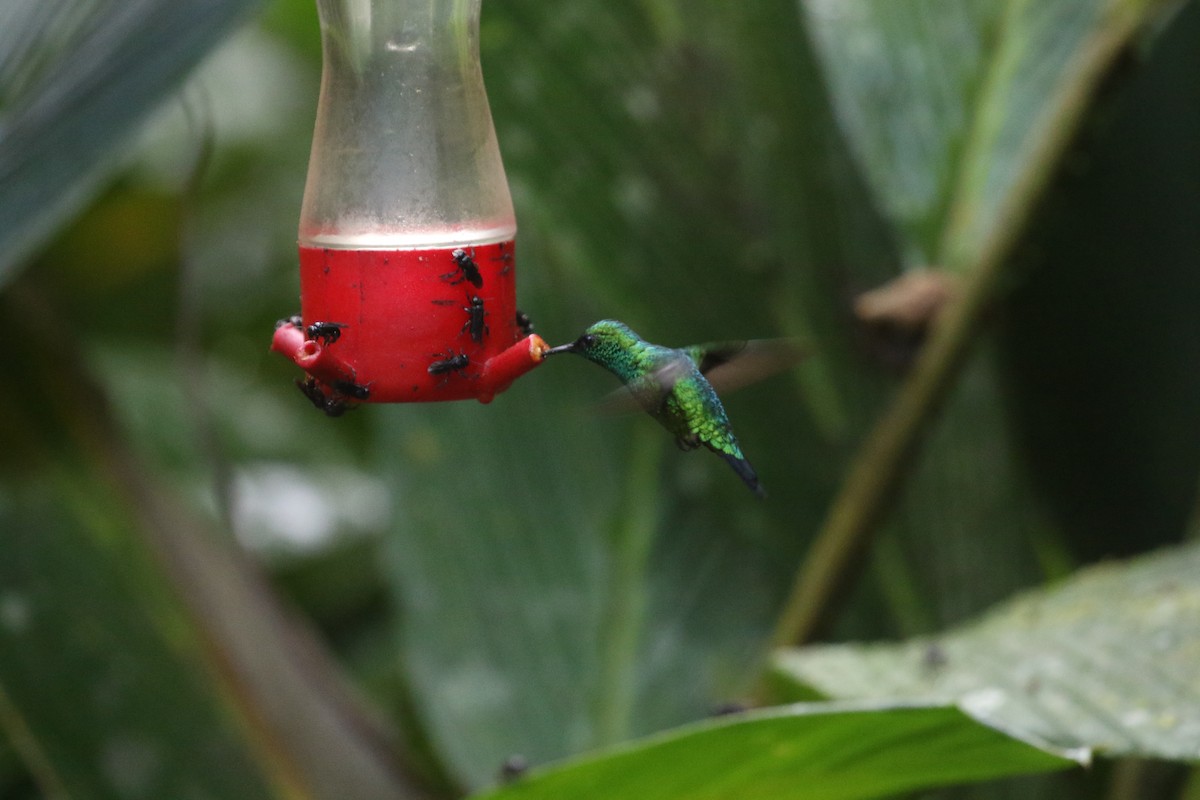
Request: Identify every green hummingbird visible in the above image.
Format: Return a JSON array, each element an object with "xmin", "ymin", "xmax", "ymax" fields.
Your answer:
[{"xmin": 545, "ymin": 320, "xmax": 802, "ymax": 498}]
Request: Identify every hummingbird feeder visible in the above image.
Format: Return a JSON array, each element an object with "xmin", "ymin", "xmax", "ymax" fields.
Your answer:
[{"xmin": 271, "ymin": 0, "xmax": 547, "ymax": 408}]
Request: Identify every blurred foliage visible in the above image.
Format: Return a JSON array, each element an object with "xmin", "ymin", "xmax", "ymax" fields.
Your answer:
[
  {"xmin": 774, "ymin": 539, "xmax": 1200, "ymax": 760},
  {"xmin": 0, "ymin": 0, "xmax": 1198, "ymax": 798},
  {"xmin": 0, "ymin": 0, "xmax": 262, "ymax": 283}
]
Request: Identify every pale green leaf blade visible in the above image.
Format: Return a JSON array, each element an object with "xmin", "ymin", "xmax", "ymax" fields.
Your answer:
[
  {"xmin": 772, "ymin": 541, "xmax": 1200, "ymax": 761},
  {"xmin": 376, "ymin": 2, "xmax": 889, "ymax": 790},
  {"xmin": 378, "ymin": 386, "xmax": 625, "ymax": 789},
  {"xmin": 0, "ymin": 465, "xmax": 435, "ymax": 800},
  {"xmin": 0, "ymin": 482, "xmax": 280, "ymax": 799},
  {"xmin": 140, "ymin": 482, "xmax": 438, "ymax": 800},
  {"xmin": 801, "ymin": 0, "xmax": 1184, "ymax": 268},
  {"xmin": 0, "ymin": 0, "xmax": 260, "ymax": 285},
  {"xmin": 0, "ymin": 296, "xmax": 435, "ymax": 799},
  {"xmin": 470, "ymin": 702, "xmax": 1081, "ymax": 800}
]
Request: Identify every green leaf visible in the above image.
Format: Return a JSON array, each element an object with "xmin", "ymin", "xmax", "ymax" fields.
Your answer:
[
  {"xmin": 771, "ymin": 0, "xmax": 1188, "ymax": 649},
  {"xmin": 0, "ymin": 0, "xmax": 260, "ymax": 286},
  {"xmin": 378, "ymin": 386, "xmax": 628, "ymax": 789},
  {"xmin": 0, "ymin": 289, "xmax": 434, "ymax": 799},
  {"xmin": 801, "ymin": 0, "xmax": 1183, "ymax": 269},
  {"xmin": 2, "ymin": 472, "xmax": 434, "ymax": 796},
  {"xmin": 771, "ymin": 541, "xmax": 1200, "ymax": 761},
  {"xmin": 379, "ymin": 1, "xmax": 901, "ymax": 790},
  {"xmin": 469, "ymin": 702, "xmax": 1081, "ymax": 800},
  {"xmin": 997, "ymin": 1, "xmax": 1200, "ymax": 565},
  {"xmin": 130, "ymin": 476, "xmax": 436, "ymax": 800},
  {"xmin": 380, "ymin": 1, "xmax": 1193, "ymax": 791},
  {"xmin": 0, "ymin": 479, "xmax": 279, "ymax": 799}
]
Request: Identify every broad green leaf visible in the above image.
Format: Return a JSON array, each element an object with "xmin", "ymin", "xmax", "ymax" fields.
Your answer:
[
  {"xmin": 772, "ymin": 0, "xmax": 1189, "ymax": 650},
  {"xmin": 378, "ymin": 1, "xmax": 1192, "ymax": 791},
  {"xmin": 997, "ymin": 0, "xmax": 1200, "ymax": 565},
  {"xmin": 470, "ymin": 702, "xmax": 1082, "ymax": 800},
  {"xmin": 0, "ymin": 291, "xmax": 433, "ymax": 799},
  {"xmin": 0, "ymin": 480, "xmax": 277, "ymax": 800},
  {"xmin": 379, "ymin": 1, "xmax": 900, "ymax": 790},
  {"xmin": 772, "ymin": 541, "xmax": 1200, "ymax": 761},
  {"xmin": 130, "ymin": 473, "xmax": 436, "ymax": 800},
  {"xmin": 871, "ymin": 342, "xmax": 1049, "ymax": 631},
  {"xmin": 378, "ymin": 383, "xmax": 627, "ymax": 788},
  {"xmin": 485, "ymin": 0, "xmax": 897, "ymax": 411},
  {"xmin": 0, "ymin": 0, "xmax": 260, "ymax": 286},
  {"xmin": 801, "ymin": 0, "xmax": 1184, "ymax": 269}
]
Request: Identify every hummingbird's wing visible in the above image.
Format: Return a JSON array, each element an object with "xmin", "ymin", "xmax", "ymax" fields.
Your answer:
[
  {"xmin": 617, "ymin": 352, "xmax": 695, "ymax": 415},
  {"xmin": 594, "ymin": 338, "xmax": 804, "ymax": 415},
  {"xmin": 681, "ymin": 339, "xmax": 806, "ymax": 395}
]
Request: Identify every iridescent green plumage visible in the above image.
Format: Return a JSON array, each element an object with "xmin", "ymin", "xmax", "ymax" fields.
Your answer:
[{"xmin": 546, "ymin": 320, "xmax": 776, "ymax": 497}]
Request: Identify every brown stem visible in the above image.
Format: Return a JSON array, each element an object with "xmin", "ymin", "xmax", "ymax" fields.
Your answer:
[{"xmin": 767, "ymin": 261, "xmax": 998, "ymax": 652}]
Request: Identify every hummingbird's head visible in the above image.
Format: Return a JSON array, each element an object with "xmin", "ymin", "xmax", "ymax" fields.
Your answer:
[{"xmin": 543, "ymin": 320, "xmax": 642, "ymax": 368}]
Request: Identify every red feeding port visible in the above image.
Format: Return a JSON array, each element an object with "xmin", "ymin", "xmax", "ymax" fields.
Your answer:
[{"xmin": 270, "ymin": 241, "xmax": 546, "ymax": 404}]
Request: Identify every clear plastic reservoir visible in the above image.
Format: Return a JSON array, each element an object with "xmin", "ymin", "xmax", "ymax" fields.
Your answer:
[{"xmin": 300, "ymin": 0, "xmax": 516, "ymax": 248}]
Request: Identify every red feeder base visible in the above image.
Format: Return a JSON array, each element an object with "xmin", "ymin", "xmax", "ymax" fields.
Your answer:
[{"xmin": 271, "ymin": 240, "xmax": 546, "ymax": 406}]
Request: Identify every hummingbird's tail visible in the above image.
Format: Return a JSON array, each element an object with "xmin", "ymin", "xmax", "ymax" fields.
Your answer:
[{"xmin": 719, "ymin": 452, "xmax": 767, "ymax": 498}]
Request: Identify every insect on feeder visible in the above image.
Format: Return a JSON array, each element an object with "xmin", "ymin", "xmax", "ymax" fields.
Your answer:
[{"xmin": 271, "ymin": 0, "xmax": 547, "ymax": 408}]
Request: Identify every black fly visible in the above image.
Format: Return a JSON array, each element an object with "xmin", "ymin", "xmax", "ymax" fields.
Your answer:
[
  {"xmin": 498, "ymin": 755, "xmax": 528, "ymax": 784},
  {"xmin": 441, "ymin": 248, "xmax": 484, "ymax": 288},
  {"xmin": 428, "ymin": 350, "xmax": 471, "ymax": 382},
  {"xmin": 296, "ymin": 377, "xmax": 348, "ymax": 417},
  {"xmin": 492, "ymin": 241, "xmax": 514, "ymax": 276},
  {"xmin": 305, "ymin": 321, "xmax": 345, "ymax": 346},
  {"xmin": 462, "ymin": 294, "xmax": 489, "ymax": 343},
  {"xmin": 330, "ymin": 379, "xmax": 371, "ymax": 401},
  {"xmin": 515, "ymin": 310, "xmax": 534, "ymax": 335}
]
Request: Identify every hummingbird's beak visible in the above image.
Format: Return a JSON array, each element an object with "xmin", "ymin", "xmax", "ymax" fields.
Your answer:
[{"xmin": 543, "ymin": 342, "xmax": 576, "ymax": 356}]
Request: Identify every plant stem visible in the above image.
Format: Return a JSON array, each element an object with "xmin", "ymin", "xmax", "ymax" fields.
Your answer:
[{"xmin": 767, "ymin": 259, "xmax": 998, "ymax": 652}]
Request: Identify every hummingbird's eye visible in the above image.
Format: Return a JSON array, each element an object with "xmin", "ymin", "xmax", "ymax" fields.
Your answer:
[{"xmin": 579, "ymin": 334, "xmax": 596, "ymax": 349}]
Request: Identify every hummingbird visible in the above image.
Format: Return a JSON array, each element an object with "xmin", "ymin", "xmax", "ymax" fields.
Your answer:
[{"xmin": 545, "ymin": 320, "xmax": 802, "ymax": 497}]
